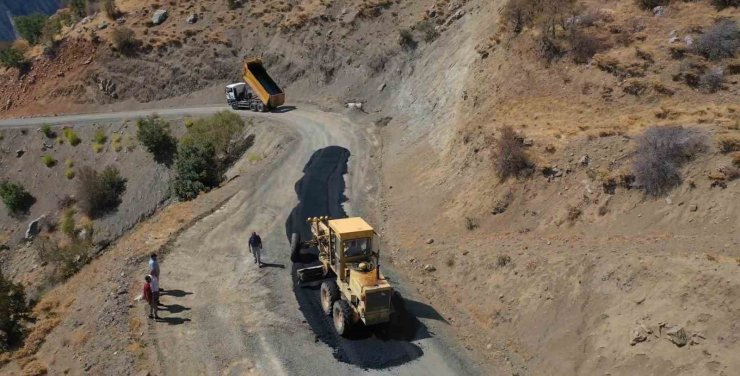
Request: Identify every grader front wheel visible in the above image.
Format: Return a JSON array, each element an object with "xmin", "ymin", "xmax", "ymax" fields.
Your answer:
[
  {"xmin": 320, "ymin": 280, "xmax": 339, "ymax": 315},
  {"xmin": 332, "ymin": 300, "xmax": 353, "ymax": 336}
]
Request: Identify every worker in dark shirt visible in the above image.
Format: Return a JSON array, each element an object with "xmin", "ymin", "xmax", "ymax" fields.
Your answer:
[{"xmin": 249, "ymin": 232, "xmax": 263, "ymax": 267}]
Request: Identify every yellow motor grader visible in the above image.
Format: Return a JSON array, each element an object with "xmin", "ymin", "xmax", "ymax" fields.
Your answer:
[{"xmin": 291, "ymin": 216, "xmax": 394, "ymax": 336}]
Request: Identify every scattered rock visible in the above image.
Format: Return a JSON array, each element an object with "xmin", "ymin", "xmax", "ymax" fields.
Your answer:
[
  {"xmin": 579, "ymin": 155, "xmax": 590, "ymax": 166},
  {"xmin": 669, "ymin": 36, "xmax": 680, "ymax": 43},
  {"xmin": 152, "ymin": 9, "xmax": 168, "ymax": 25},
  {"xmin": 666, "ymin": 326, "xmax": 688, "ymax": 347},
  {"xmin": 522, "ymin": 138, "xmax": 534, "ymax": 147},
  {"xmin": 16, "ymin": 149, "xmax": 24, "ymax": 158},
  {"xmin": 346, "ymin": 102, "xmax": 363, "ymax": 109},
  {"xmin": 689, "ymin": 204, "xmax": 698, "ymax": 212},
  {"xmin": 116, "ymin": 17, "xmax": 126, "ymax": 24},
  {"xmin": 684, "ymin": 36, "xmax": 693, "ymax": 47},
  {"xmin": 186, "ymin": 13, "xmax": 198, "ymax": 24},
  {"xmin": 423, "ymin": 264, "xmax": 436, "ymax": 272},
  {"xmin": 486, "ymin": 343, "xmax": 492, "ymax": 350},
  {"xmin": 2, "ymin": 99, "xmax": 11, "ymax": 111},
  {"xmin": 426, "ymin": 238, "xmax": 434, "ymax": 244},
  {"xmin": 652, "ymin": 6, "xmax": 665, "ymax": 17},
  {"xmin": 462, "ymin": 250, "xmax": 469, "ymax": 256},
  {"xmin": 134, "ymin": 371, "xmax": 150, "ymax": 376},
  {"xmin": 98, "ymin": 21, "xmax": 108, "ymax": 30},
  {"xmin": 630, "ymin": 326, "xmax": 648, "ymax": 345},
  {"xmin": 378, "ymin": 82, "xmax": 386, "ymax": 92},
  {"xmin": 25, "ymin": 215, "xmax": 47, "ymax": 240}
]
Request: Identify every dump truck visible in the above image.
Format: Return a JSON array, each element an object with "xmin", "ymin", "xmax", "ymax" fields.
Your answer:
[
  {"xmin": 226, "ymin": 57, "xmax": 285, "ymax": 112},
  {"xmin": 291, "ymin": 216, "xmax": 394, "ymax": 336}
]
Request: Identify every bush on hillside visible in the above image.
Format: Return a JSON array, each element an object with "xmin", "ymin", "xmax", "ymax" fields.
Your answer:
[
  {"xmin": 494, "ymin": 126, "xmax": 533, "ymax": 180},
  {"xmin": 136, "ymin": 115, "xmax": 177, "ymax": 165},
  {"xmin": 568, "ymin": 28, "xmax": 608, "ymax": 64},
  {"xmin": 711, "ymin": 0, "xmax": 739, "ymax": 10},
  {"xmin": 635, "ymin": 0, "xmax": 670, "ymax": 10},
  {"xmin": 632, "ymin": 126, "xmax": 707, "ymax": 197},
  {"xmin": 13, "ymin": 13, "xmax": 47, "ymax": 45},
  {"xmin": 398, "ymin": 29, "xmax": 416, "ymax": 50},
  {"xmin": 172, "ymin": 139, "xmax": 220, "ymax": 200},
  {"xmin": 183, "ymin": 111, "xmax": 245, "ymax": 157},
  {"xmin": 111, "ymin": 27, "xmax": 139, "ymax": 56},
  {"xmin": 718, "ymin": 135, "xmax": 740, "ymax": 154},
  {"xmin": 0, "ymin": 181, "xmax": 35, "ymax": 215},
  {"xmin": 698, "ymin": 69, "xmax": 724, "ymax": 93},
  {"xmin": 0, "ymin": 272, "xmax": 29, "ymax": 351},
  {"xmin": 76, "ymin": 166, "xmax": 127, "ymax": 218},
  {"xmin": 67, "ymin": 0, "xmax": 87, "ymax": 18},
  {"xmin": 692, "ymin": 20, "xmax": 739, "ymax": 61},
  {"xmin": 0, "ymin": 47, "xmax": 27, "ymax": 69},
  {"xmin": 102, "ymin": 0, "xmax": 119, "ymax": 19}
]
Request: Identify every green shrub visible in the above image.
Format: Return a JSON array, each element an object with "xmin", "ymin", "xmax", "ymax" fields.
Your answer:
[
  {"xmin": 711, "ymin": 0, "xmax": 739, "ymax": 9},
  {"xmin": 61, "ymin": 209, "xmax": 75, "ymax": 237},
  {"xmin": 63, "ymin": 128, "xmax": 81, "ymax": 146},
  {"xmin": 172, "ymin": 139, "xmax": 219, "ymax": 200},
  {"xmin": 183, "ymin": 111, "xmax": 245, "ymax": 157},
  {"xmin": 226, "ymin": 0, "xmax": 241, "ymax": 10},
  {"xmin": 67, "ymin": 0, "xmax": 87, "ymax": 18},
  {"xmin": 41, "ymin": 123, "xmax": 54, "ymax": 138},
  {"xmin": 718, "ymin": 136, "xmax": 740, "ymax": 154},
  {"xmin": 398, "ymin": 29, "xmax": 416, "ymax": 50},
  {"xmin": 0, "ymin": 47, "xmax": 26, "ymax": 69},
  {"xmin": 42, "ymin": 154, "xmax": 56, "ymax": 167},
  {"xmin": 0, "ymin": 272, "xmax": 29, "ymax": 351},
  {"xmin": 65, "ymin": 168, "xmax": 75, "ymax": 180},
  {"xmin": 136, "ymin": 115, "xmax": 176, "ymax": 164},
  {"xmin": 13, "ymin": 13, "xmax": 47, "ymax": 45},
  {"xmin": 76, "ymin": 166, "xmax": 127, "ymax": 218},
  {"xmin": 93, "ymin": 129, "xmax": 107, "ymax": 144},
  {"xmin": 0, "ymin": 181, "xmax": 35, "ymax": 214}
]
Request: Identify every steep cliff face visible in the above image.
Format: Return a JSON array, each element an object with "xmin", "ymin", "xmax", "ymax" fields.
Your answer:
[{"xmin": 0, "ymin": 0, "xmax": 61, "ymax": 41}]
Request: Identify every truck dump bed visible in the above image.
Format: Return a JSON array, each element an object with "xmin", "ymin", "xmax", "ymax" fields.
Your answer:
[{"xmin": 243, "ymin": 58, "xmax": 285, "ymax": 109}]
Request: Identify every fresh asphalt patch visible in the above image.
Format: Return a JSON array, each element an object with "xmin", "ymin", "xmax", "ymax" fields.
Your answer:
[{"xmin": 285, "ymin": 146, "xmax": 429, "ymax": 369}]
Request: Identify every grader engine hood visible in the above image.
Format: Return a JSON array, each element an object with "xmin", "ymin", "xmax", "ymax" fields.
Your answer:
[{"xmin": 350, "ymin": 269, "xmax": 393, "ymax": 325}]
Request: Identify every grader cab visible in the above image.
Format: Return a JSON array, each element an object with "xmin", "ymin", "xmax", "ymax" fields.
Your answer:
[{"xmin": 291, "ymin": 216, "xmax": 394, "ymax": 336}]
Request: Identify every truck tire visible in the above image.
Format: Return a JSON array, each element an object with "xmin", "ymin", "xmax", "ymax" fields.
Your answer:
[
  {"xmin": 257, "ymin": 103, "xmax": 265, "ymax": 112},
  {"xmin": 332, "ymin": 300, "xmax": 353, "ymax": 336},
  {"xmin": 290, "ymin": 233, "xmax": 301, "ymax": 262},
  {"xmin": 320, "ymin": 280, "xmax": 339, "ymax": 315},
  {"xmin": 250, "ymin": 102, "xmax": 257, "ymax": 111}
]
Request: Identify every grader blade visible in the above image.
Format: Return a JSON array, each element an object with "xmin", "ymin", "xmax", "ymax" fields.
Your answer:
[{"xmin": 296, "ymin": 265, "xmax": 325, "ymax": 282}]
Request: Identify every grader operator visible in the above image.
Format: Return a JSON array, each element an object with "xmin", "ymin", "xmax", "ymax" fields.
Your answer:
[{"xmin": 290, "ymin": 216, "xmax": 394, "ymax": 336}]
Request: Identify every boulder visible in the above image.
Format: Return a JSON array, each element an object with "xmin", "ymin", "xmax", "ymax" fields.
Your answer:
[
  {"xmin": 426, "ymin": 238, "xmax": 434, "ymax": 244},
  {"xmin": 666, "ymin": 326, "xmax": 688, "ymax": 347},
  {"xmin": 186, "ymin": 13, "xmax": 198, "ymax": 24},
  {"xmin": 652, "ymin": 6, "xmax": 665, "ymax": 17},
  {"xmin": 98, "ymin": 21, "xmax": 108, "ymax": 30},
  {"xmin": 152, "ymin": 9, "xmax": 168, "ymax": 25},
  {"xmin": 423, "ymin": 264, "xmax": 436, "ymax": 272},
  {"xmin": 579, "ymin": 155, "xmax": 590, "ymax": 166},
  {"xmin": 16, "ymin": 149, "xmax": 24, "ymax": 158},
  {"xmin": 25, "ymin": 215, "xmax": 47, "ymax": 240}
]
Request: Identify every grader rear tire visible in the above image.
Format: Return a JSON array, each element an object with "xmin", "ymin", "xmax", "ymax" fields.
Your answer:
[
  {"xmin": 332, "ymin": 300, "xmax": 353, "ymax": 337},
  {"xmin": 320, "ymin": 280, "xmax": 339, "ymax": 315},
  {"xmin": 290, "ymin": 233, "xmax": 301, "ymax": 263}
]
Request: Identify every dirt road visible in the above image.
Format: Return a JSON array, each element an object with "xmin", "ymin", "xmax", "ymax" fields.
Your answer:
[{"xmin": 0, "ymin": 106, "xmax": 482, "ymax": 375}]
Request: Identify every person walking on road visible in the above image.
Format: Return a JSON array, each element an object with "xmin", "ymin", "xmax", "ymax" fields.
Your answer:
[
  {"xmin": 149, "ymin": 273, "xmax": 161, "ymax": 307},
  {"xmin": 249, "ymin": 232, "xmax": 263, "ymax": 267},
  {"xmin": 143, "ymin": 275, "xmax": 159, "ymax": 320},
  {"xmin": 149, "ymin": 253, "xmax": 161, "ymax": 290}
]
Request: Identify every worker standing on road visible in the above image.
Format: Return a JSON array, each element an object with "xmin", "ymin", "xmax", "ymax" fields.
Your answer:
[
  {"xmin": 249, "ymin": 232, "xmax": 263, "ymax": 267},
  {"xmin": 149, "ymin": 273, "xmax": 160, "ymax": 307},
  {"xmin": 143, "ymin": 275, "xmax": 160, "ymax": 320},
  {"xmin": 149, "ymin": 253, "xmax": 161, "ymax": 290}
]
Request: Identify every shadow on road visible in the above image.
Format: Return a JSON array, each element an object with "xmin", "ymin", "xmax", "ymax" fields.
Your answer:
[
  {"xmin": 285, "ymin": 146, "xmax": 427, "ymax": 369},
  {"xmin": 157, "ymin": 316, "xmax": 192, "ymax": 325},
  {"xmin": 160, "ymin": 289, "xmax": 193, "ymax": 298},
  {"xmin": 161, "ymin": 304, "xmax": 191, "ymax": 314},
  {"xmin": 271, "ymin": 105, "xmax": 297, "ymax": 113}
]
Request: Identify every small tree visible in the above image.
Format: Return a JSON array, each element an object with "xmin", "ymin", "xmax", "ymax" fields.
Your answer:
[
  {"xmin": 494, "ymin": 126, "xmax": 533, "ymax": 180},
  {"xmin": 14, "ymin": 14, "xmax": 47, "ymax": 45},
  {"xmin": 632, "ymin": 126, "xmax": 707, "ymax": 196},
  {"xmin": 67, "ymin": 0, "xmax": 87, "ymax": 19},
  {"xmin": 0, "ymin": 181, "xmax": 35, "ymax": 215},
  {"xmin": 172, "ymin": 139, "xmax": 220, "ymax": 200},
  {"xmin": 0, "ymin": 47, "xmax": 26, "ymax": 69},
  {"xmin": 0, "ymin": 272, "xmax": 29, "ymax": 351},
  {"xmin": 77, "ymin": 166, "xmax": 127, "ymax": 218},
  {"xmin": 136, "ymin": 115, "xmax": 177, "ymax": 165},
  {"xmin": 102, "ymin": 0, "xmax": 119, "ymax": 19},
  {"xmin": 111, "ymin": 27, "xmax": 139, "ymax": 55}
]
